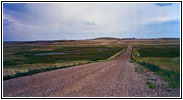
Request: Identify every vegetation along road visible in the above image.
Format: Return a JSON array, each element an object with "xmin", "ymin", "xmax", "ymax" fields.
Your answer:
[{"xmin": 3, "ymin": 46, "xmax": 179, "ymax": 97}]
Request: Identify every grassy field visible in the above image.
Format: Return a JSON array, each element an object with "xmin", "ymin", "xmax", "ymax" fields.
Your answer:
[
  {"xmin": 3, "ymin": 39, "xmax": 125, "ymax": 79},
  {"xmin": 3, "ymin": 38, "xmax": 180, "ymax": 85},
  {"xmin": 131, "ymin": 43, "xmax": 180, "ymax": 88}
]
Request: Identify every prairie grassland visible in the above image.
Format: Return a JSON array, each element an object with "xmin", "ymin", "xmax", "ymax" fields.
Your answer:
[
  {"xmin": 131, "ymin": 41, "xmax": 180, "ymax": 88},
  {"xmin": 3, "ymin": 39, "xmax": 125, "ymax": 79},
  {"xmin": 3, "ymin": 38, "xmax": 180, "ymax": 82}
]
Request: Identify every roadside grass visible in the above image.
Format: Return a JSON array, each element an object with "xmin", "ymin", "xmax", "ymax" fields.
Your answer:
[
  {"xmin": 137, "ymin": 61, "xmax": 179, "ymax": 88},
  {"xmin": 146, "ymin": 81, "xmax": 156, "ymax": 89},
  {"xmin": 131, "ymin": 45, "xmax": 180, "ymax": 88},
  {"xmin": 3, "ymin": 60, "xmax": 89, "ymax": 76},
  {"xmin": 134, "ymin": 66, "xmax": 144, "ymax": 74},
  {"xmin": 3, "ymin": 62, "xmax": 89, "ymax": 80},
  {"xmin": 139, "ymin": 57, "xmax": 180, "ymax": 72}
]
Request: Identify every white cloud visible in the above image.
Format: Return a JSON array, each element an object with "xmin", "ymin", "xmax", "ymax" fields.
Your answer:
[{"xmin": 3, "ymin": 3, "xmax": 180, "ymax": 41}]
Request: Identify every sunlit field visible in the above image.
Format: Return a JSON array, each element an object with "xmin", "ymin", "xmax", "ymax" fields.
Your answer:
[
  {"xmin": 3, "ymin": 39, "xmax": 126, "ymax": 79},
  {"xmin": 131, "ymin": 39, "xmax": 180, "ymax": 88}
]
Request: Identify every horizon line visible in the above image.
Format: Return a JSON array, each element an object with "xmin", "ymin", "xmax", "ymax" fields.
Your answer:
[{"xmin": 3, "ymin": 37, "xmax": 180, "ymax": 42}]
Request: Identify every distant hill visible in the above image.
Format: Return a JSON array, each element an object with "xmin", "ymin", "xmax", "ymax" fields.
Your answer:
[
  {"xmin": 157, "ymin": 38, "xmax": 180, "ymax": 40},
  {"xmin": 121, "ymin": 37, "xmax": 136, "ymax": 40},
  {"xmin": 3, "ymin": 40, "xmax": 80, "ymax": 44},
  {"xmin": 93, "ymin": 37, "xmax": 121, "ymax": 40},
  {"xmin": 4, "ymin": 37, "xmax": 179, "ymax": 44}
]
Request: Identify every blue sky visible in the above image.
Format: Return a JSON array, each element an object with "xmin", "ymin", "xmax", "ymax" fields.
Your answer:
[{"xmin": 3, "ymin": 3, "xmax": 180, "ymax": 41}]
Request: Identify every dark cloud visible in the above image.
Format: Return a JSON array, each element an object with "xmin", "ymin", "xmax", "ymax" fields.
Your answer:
[
  {"xmin": 155, "ymin": 3, "xmax": 173, "ymax": 7},
  {"xmin": 84, "ymin": 21, "xmax": 95, "ymax": 26},
  {"xmin": 3, "ymin": 3, "xmax": 27, "ymax": 13},
  {"xmin": 3, "ymin": 19, "xmax": 13, "ymax": 26}
]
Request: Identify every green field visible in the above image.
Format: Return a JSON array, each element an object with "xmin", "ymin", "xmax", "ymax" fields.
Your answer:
[
  {"xmin": 3, "ymin": 38, "xmax": 180, "ymax": 87},
  {"xmin": 131, "ymin": 44, "xmax": 180, "ymax": 88},
  {"xmin": 3, "ymin": 40, "xmax": 125, "ymax": 79},
  {"xmin": 4, "ymin": 47, "xmax": 122, "ymax": 66}
]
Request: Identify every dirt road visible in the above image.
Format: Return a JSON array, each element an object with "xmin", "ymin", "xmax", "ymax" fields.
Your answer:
[{"xmin": 3, "ymin": 46, "xmax": 177, "ymax": 97}]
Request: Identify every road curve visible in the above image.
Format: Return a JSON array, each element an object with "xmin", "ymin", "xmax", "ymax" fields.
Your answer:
[{"xmin": 3, "ymin": 46, "xmax": 156, "ymax": 97}]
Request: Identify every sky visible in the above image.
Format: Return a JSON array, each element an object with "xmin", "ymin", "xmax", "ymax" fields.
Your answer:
[{"xmin": 3, "ymin": 3, "xmax": 181, "ymax": 41}]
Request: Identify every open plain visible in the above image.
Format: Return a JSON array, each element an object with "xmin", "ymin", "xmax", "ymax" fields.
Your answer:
[{"xmin": 3, "ymin": 38, "xmax": 180, "ymax": 97}]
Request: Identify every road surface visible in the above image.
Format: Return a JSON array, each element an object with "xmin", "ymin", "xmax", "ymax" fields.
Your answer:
[{"xmin": 3, "ymin": 46, "xmax": 173, "ymax": 97}]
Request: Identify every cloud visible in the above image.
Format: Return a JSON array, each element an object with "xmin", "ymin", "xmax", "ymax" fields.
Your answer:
[
  {"xmin": 84, "ymin": 21, "xmax": 96, "ymax": 26},
  {"xmin": 3, "ymin": 19, "xmax": 13, "ymax": 26},
  {"xmin": 3, "ymin": 3, "xmax": 180, "ymax": 41},
  {"xmin": 155, "ymin": 3, "xmax": 173, "ymax": 7}
]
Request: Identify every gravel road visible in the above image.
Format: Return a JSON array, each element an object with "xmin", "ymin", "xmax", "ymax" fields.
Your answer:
[{"xmin": 3, "ymin": 46, "xmax": 179, "ymax": 97}]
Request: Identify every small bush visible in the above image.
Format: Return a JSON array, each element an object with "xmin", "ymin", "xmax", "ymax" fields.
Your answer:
[
  {"xmin": 139, "ymin": 62, "xmax": 161, "ymax": 72},
  {"xmin": 146, "ymin": 81, "xmax": 156, "ymax": 89}
]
